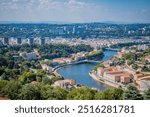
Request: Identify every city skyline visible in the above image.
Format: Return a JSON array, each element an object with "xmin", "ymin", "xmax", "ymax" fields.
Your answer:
[{"xmin": 0, "ymin": 0, "xmax": 150, "ymax": 23}]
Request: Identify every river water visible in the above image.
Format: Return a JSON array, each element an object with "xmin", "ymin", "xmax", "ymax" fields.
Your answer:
[{"xmin": 57, "ymin": 50, "xmax": 117, "ymax": 90}]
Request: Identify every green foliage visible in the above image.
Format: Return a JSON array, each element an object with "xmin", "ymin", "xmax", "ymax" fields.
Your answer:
[
  {"xmin": 19, "ymin": 72, "xmax": 36, "ymax": 84},
  {"xmin": 42, "ymin": 77, "xmax": 52, "ymax": 85},
  {"xmin": 127, "ymin": 60, "xmax": 134, "ymax": 66},
  {"xmin": 40, "ymin": 85, "xmax": 68, "ymax": 100},
  {"xmin": 113, "ymin": 58, "xmax": 125, "ymax": 66},
  {"xmin": 48, "ymin": 87, "xmax": 68, "ymax": 100},
  {"xmin": 94, "ymin": 63, "xmax": 104, "ymax": 70},
  {"xmin": 95, "ymin": 88, "xmax": 123, "ymax": 100},
  {"xmin": 67, "ymin": 87, "xmax": 96, "ymax": 100},
  {"xmin": 36, "ymin": 69, "xmax": 46, "ymax": 78},
  {"xmin": 39, "ymin": 44, "xmax": 93, "ymax": 59},
  {"xmin": 123, "ymin": 84, "xmax": 143, "ymax": 100},
  {"xmin": 125, "ymin": 52, "xmax": 137, "ymax": 60},
  {"xmin": 86, "ymin": 50, "xmax": 104, "ymax": 60},
  {"xmin": 0, "ymin": 80, "xmax": 8, "ymax": 97},
  {"xmin": 144, "ymin": 88, "xmax": 150, "ymax": 100},
  {"xmin": 141, "ymin": 66, "xmax": 150, "ymax": 72},
  {"xmin": 0, "ymin": 68, "xmax": 4, "ymax": 76},
  {"xmin": 0, "ymin": 80, "xmax": 22, "ymax": 99},
  {"xmin": 110, "ymin": 42, "xmax": 147, "ymax": 48},
  {"xmin": 140, "ymin": 57, "xmax": 147, "ymax": 64},
  {"xmin": 132, "ymin": 64, "xmax": 139, "ymax": 70},
  {"xmin": 19, "ymin": 84, "xmax": 41, "ymax": 100}
]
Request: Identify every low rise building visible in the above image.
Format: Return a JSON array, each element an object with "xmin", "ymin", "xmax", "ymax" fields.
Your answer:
[
  {"xmin": 41, "ymin": 64, "xmax": 53, "ymax": 72},
  {"xmin": 2, "ymin": 37, "xmax": 9, "ymax": 45},
  {"xmin": 97, "ymin": 66, "xmax": 132, "ymax": 84},
  {"xmin": 73, "ymin": 52, "xmax": 87, "ymax": 61},
  {"xmin": 26, "ymin": 52, "xmax": 37, "ymax": 60},
  {"xmin": 145, "ymin": 55, "xmax": 150, "ymax": 63},
  {"xmin": 120, "ymin": 75, "xmax": 131, "ymax": 84},
  {"xmin": 97, "ymin": 67, "xmax": 117, "ymax": 76},
  {"xmin": 53, "ymin": 58, "xmax": 72, "ymax": 64},
  {"xmin": 20, "ymin": 52, "xmax": 37, "ymax": 60},
  {"xmin": 139, "ymin": 76, "xmax": 150, "ymax": 91},
  {"xmin": 54, "ymin": 79, "xmax": 76, "ymax": 90},
  {"xmin": 137, "ymin": 44, "xmax": 149, "ymax": 50}
]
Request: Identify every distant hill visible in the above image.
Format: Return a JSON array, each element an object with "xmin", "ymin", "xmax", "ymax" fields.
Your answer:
[
  {"xmin": 0, "ymin": 21, "xmax": 149, "ymax": 25},
  {"xmin": 0, "ymin": 21, "xmax": 71, "ymax": 24}
]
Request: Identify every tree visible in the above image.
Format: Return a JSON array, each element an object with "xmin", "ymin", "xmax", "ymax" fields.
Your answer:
[
  {"xmin": 132, "ymin": 64, "xmax": 139, "ymax": 70},
  {"xmin": 19, "ymin": 71, "xmax": 36, "ymax": 84},
  {"xmin": 36, "ymin": 69, "xmax": 46, "ymax": 78},
  {"xmin": 2, "ymin": 80, "xmax": 22, "ymax": 99},
  {"xmin": 19, "ymin": 84, "xmax": 41, "ymax": 100},
  {"xmin": 42, "ymin": 77, "xmax": 52, "ymax": 85},
  {"xmin": 95, "ymin": 88, "xmax": 123, "ymax": 100},
  {"xmin": 40, "ymin": 85, "xmax": 68, "ymax": 100},
  {"xmin": 50, "ymin": 87, "xmax": 68, "ymax": 100},
  {"xmin": 67, "ymin": 87, "xmax": 96, "ymax": 100},
  {"xmin": 94, "ymin": 63, "xmax": 104, "ymax": 70},
  {"xmin": 0, "ymin": 80, "xmax": 8, "ymax": 97},
  {"xmin": 123, "ymin": 84, "xmax": 143, "ymax": 100},
  {"xmin": 144, "ymin": 87, "xmax": 150, "ymax": 100},
  {"xmin": 127, "ymin": 60, "xmax": 134, "ymax": 66},
  {"xmin": 1, "ymin": 69, "xmax": 16, "ymax": 80},
  {"xmin": 0, "ymin": 68, "xmax": 4, "ymax": 76},
  {"xmin": 86, "ymin": 50, "xmax": 104, "ymax": 60}
]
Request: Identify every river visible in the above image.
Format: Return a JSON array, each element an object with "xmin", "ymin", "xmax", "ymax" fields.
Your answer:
[{"xmin": 57, "ymin": 50, "xmax": 117, "ymax": 90}]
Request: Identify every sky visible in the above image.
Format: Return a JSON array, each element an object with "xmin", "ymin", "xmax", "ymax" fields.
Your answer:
[{"xmin": 0, "ymin": 0, "xmax": 150, "ymax": 23}]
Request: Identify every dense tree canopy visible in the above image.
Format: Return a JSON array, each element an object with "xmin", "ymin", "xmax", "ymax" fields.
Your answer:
[
  {"xmin": 0, "ymin": 80, "xmax": 22, "ymax": 99},
  {"xmin": 67, "ymin": 87, "xmax": 96, "ymax": 100},
  {"xmin": 95, "ymin": 88, "xmax": 123, "ymax": 100},
  {"xmin": 123, "ymin": 84, "xmax": 143, "ymax": 100},
  {"xmin": 86, "ymin": 50, "xmax": 104, "ymax": 60},
  {"xmin": 144, "ymin": 88, "xmax": 150, "ymax": 100},
  {"xmin": 19, "ymin": 72, "xmax": 36, "ymax": 84},
  {"xmin": 19, "ymin": 84, "xmax": 41, "ymax": 100}
]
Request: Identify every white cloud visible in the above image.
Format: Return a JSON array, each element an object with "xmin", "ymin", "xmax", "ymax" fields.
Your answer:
[
  {"xmin": 0, "ymin": 0, "xmax": 102, "ymax": 22},
  {"xmin": 67, "ymin": 0, "xmax": 86, "ymax": 6},
  {"xmin": 141, "ymin": 9, "xmax": 148, "ymax": 13},
  {"xmin": 0, "ymin": 0, "xmax": 96, "ymax": 11},
  {"xmin": 1, "ymin": 0, "xmax": 149, "ymax": 23}
]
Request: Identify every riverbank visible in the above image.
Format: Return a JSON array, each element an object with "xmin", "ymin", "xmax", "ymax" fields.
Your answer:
[
  {"xmin": 89, "ymin": 71, "xmax": 121, "ymax": 88},
  {"xmin": 54, "ymin": 59, "xmax": 101, "ymax": 72},
  {"xmin": 53, "ymin": 60, "xmax": 101, "ymax": 79}
]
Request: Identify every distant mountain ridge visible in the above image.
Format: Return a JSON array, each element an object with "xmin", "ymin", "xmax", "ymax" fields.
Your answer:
[{"xmin": 0, "ymin": 21, "xmax": 149, "ymax": 25}]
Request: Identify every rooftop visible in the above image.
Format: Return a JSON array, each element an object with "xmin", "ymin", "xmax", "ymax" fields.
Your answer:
[
  {"xmin": 140, "ymin": 76, "xmax": 150, "ymax": 80},
  {"xmin": 0, "ymin": 97, "xmax": 10, "ymax": 100}
]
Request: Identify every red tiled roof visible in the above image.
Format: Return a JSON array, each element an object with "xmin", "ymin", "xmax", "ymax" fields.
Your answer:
[
  {"xmin": 106, "ymin": 71, "xmax": 123, "ymax": 74},
  {"xmin": 140, "ymin": 76, "xmax": 150, "ymax": 80},
  {"xmin": 31, "ymin": 81, "xmax": 38, "ymax": 85},
  {"xmin": 0, "ymin": 97, "xmax": 10, "ymax": 100},
  {"xmin": 145, "ymin": 55, "xmax": 150, "ymax": 59}
]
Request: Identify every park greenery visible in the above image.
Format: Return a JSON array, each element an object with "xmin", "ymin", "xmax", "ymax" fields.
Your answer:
[{"xmin": 86, "ymin": 50, "xmax": 104, "ymax": 60}]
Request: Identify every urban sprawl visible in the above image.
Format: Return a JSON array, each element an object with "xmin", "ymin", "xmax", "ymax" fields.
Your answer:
[{"xmin": 0, "ymin": 23, "xmax": 150, "ymax": 100}]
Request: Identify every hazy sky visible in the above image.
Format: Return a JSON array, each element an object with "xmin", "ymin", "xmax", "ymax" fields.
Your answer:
[{"xmin": 0, "ymin": 0, "xmax": 150, "ymax": 23}]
